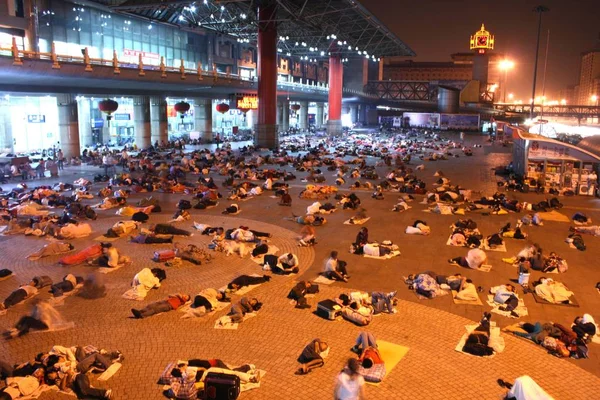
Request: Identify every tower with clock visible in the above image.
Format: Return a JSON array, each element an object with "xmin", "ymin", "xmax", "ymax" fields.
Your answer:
[{"xmin": 470, "ymin": 24, "xmax": 495, "ymax": 102}]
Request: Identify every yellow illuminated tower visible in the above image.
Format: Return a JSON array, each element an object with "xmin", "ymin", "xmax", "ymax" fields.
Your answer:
[{"xmin": 470, "ymin": 24, "xmax": 495, "ymax": 102}]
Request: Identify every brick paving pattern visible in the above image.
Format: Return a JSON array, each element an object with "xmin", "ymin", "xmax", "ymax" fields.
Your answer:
[{"xmin": 1, "ymin": 134, "xmax": 599, "ymax": 399}]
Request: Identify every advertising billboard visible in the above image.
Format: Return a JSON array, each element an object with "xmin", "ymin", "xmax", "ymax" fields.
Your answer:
[
  {"xmin": 440, "ymin": 114, "xmax": 480, "ymax": 131},
  {"xmin": 402, "ymin": 112, "xmax": 440, "ymax": 128}
]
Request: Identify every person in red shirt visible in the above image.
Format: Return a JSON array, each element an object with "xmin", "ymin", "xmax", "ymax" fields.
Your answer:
[
  {"xmin": 131, "ymin": 294, "xmax": 190, "ymax": 319},
  {"xmin": 351, "ymin": 331, "xmax": 384, "ymax": 368}
]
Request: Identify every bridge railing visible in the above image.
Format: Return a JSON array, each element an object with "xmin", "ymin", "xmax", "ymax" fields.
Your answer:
[
  {"xmin": 1, "ymin": 38, "xmax": 377, "ymax": 99},
  {"xmin": 494, "ymin": 103, "xmax": 600, "ymax": 117}
]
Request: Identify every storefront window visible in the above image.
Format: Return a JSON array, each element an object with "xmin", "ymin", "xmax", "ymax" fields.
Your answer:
[{"xmin": 5, "ymin": 96, "xmax": 59, "ymax": 154}]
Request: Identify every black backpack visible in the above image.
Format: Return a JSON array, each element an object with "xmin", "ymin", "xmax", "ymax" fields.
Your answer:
[
  {"xmin": 177, "ymin": 199, "xmax": 191, "ymax": 210},
  {"xmin": 132, "ymin": 212, "xmax": 149, "ymax": 222}
]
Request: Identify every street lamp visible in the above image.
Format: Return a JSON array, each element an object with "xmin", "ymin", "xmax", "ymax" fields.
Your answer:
[
  {"xmin": 508, "ymin": 93, "xmax": 514, "ymax": 101},
  {"xmin": 499, "ymin": 59, "xmax": 515, "ymax": 103},
  {"xmin": 530, "ymin": 5, "xmax": 550, "ymax": 118}
]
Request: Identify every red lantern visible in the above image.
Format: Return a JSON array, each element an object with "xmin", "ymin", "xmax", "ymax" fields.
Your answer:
[
  {"xmin": 174, "ymin": 101, "xmax": 191, "ymax": 121},
  {"xmin": 238, "ymin": 108, "xmax": 250, "ymax": 114},
  {"xmin": 291, "ymin": 104, "xmax": 301, "ymax": 111},
  {"xmin": 216, "ymin": 103, "xmax": 230, "ymax": 114},
  {"xmin": 98, "ymin": 99, "xmax": 119, "ymax": 122}
]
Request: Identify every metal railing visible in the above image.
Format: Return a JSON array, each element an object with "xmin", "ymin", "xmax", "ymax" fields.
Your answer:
[{"xmin": 1, "ymin": 38, "xmax": 378, "ymax": 99}]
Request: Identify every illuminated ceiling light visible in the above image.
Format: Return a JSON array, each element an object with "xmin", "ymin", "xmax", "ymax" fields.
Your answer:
[
  {"xmin": 277, "ymin": 48, "xmax": 282, "ymax": 53},
  {"xmin": 286, "ymin": 36, "xmax": 289, "ymax": 40},
  {"xmin": 343, "ymin": 41, "xmax": 347, "ymax": 44},
  {"xmin": 203, "ymin": 0, "xmax": 207, "ymax": 4},
  {"xmin": 190, "ymin": 5, "xmax": 196, "ymax": 12},
  {"xmin": 148, "ymin": 24, "xmax": 152, "ymax": 30},
  {"xmin": 240, "ymin": 13, "xmax": 247, "ymax": 19},
  {"xmin": 179, "ymin": 15, "xmax": 185, "ymax": 21},
  {"xmin": 221, "ymin": 18, "xmax": 225, "ymax": 22},
  {"xmin": 221, "ymin": 5, "xmax": 224, "ymax": 11},
  {"xmin": 337, "ymin": 41, "xmax": 342, "ymax": 45},
  {"xmin": 355, "ymin": 47, "xmax": 358, "ymax": 51},
  {"xmin": 327, "ymin": 35, "xmax": 330, "ymax": 40},
  {"xmin": 320, "ymin": 51, "xmax": 324, "ymax": 56},
  {"xmin": 295, "ymin": 42, "xmax": 299, "ymax": 46},
  {"xmin": 348, "ymin": 46, "xmax": 351, "ymax": 50},
  {"xmin": 210, "ymin": 14, "xmax": 214, "ymax": 19}
]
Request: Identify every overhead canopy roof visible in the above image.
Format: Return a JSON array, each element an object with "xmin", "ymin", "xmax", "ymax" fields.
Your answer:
[
  {"xmin": 88, "ymin": 0, "xmax": 415, "ymax": 58},
  {"xmin": 577, "ymin": 136, "xmax": 600, "ymax": 158}
]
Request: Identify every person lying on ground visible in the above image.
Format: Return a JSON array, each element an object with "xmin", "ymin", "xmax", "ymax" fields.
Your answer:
[
  {"xmin": 227, "ymin": 275, "xmax": 271, "ymax": 292},
  {"xmin": 0, "ymin": 282, "xmax": 38, "ymax": 311},
  {"xmin": 533, "ymin": 277, "xmax": 574, "ymax": 304},
  {"xmin": 500, "ymin": 222, "xmax": 527, "ymax": 239},
  {"xmin": 499, "ymin": 375, "xmax": 555, "ymax": 400},
  {"xmin": 566, "ymin": 232, "xmax": 586, "ymax": 251},
  {"xmin": 129, "ymin": 232, "xmax": 173, "ymax": 244},
  {"xmin": 324, "ymin": 251, "xmax": 350, "ymax": 282},
  {"xmin": 229, "ymin": 297, "xmax": 262, "ymax": 323},
  {"xmin": 131, "ymin": 294, "xmax": 190, "ymax": 319},
  {"xmin": 351, "ymin": 331, "xmax": 384, "ymax": 371},
  {"xmin": 50, "ymin": 274, "xmax": 84, "ymax": 297},
  {"xmin": 149, "ymin": 223, "xmax": 192, "ymax": 236},
  {"xmin": 228, "ymin": 225, "xmax": 272, "ymax": 242},
  {"xmin": 571, "ymin": 225, "xmax": 600, "ymax": 236},
  {"xmin": 3, "ymin": 300, "xmax": 70, "ymax": 339},
  {"xmin": 347, "ymin": 208, "xmax": 368, "ymax": 225},
  {"xmin": 191, "ymin": 288, "xmax": 229, "ymax": 312},
  {"xmin": 462, "ymin": 312, "xmax": 495, "ymax": 357},
  {"xmin": 572, "ymin": 314, "xmax": 597, "ymax": 343},
  {"xmin": 285, "ymin": 213, "xmax": 326, "ymax": 226},
  {"xmin": 262, "ymin": 253, "xmax": 300, "ymax": 274},
  {"xmin": 222, "ymin": 203, "xmax": 240, "ymax": 215},
  {"xmin": 448, "ymin": 248, "xmax": 487, "ymax": 270},
  {"xmin": 405, "ymin": 220, "xmax": 430, "ymax": 235},
  {"xmin": 296, "ymin": 339, "xmax": 329, "ymax": 375},
  {"xmin": 27, "ymin": 242, "xmax": 74, "ymax": 261},
  {"xmin": 490, "ymin": 284, "xmax": 520, "ymax": 317}
]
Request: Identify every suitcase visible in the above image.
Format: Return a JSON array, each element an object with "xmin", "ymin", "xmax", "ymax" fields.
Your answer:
[
  {"xmin": 316, "ymin": 299, "xmax": 342, "ymax": 320},
  {"xmin": 203, "ymin": 372, "xmax": 240, "ymax": 400},
  {"xmin": 153, "ymin": 250, "xmax": 175, "ymax": 262}
]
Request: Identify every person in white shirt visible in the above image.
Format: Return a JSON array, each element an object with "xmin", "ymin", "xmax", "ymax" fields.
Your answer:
[
  {"xmin": 334, "ymin": 358, "xmax": 365, "ymax": 400},
  {"xmin": 448, "ymin": 248, "xmax": 487, "ymax": 270},
  {"xmin": 324, "ymin": 251, "xmax": 349, "ymax": 282}
]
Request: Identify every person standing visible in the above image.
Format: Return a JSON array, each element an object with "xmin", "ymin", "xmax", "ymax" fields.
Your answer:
[
  {"xmin": 334, "ymin": 358, "xmax": 365, "ymax": 400},
  {"xmin": 57, "ymin": 149, "xmax": 64, "ymax": 170}
]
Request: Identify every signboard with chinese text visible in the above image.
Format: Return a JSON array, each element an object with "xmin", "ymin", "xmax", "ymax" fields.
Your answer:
[
  {"xmin": 528, "ymin": 140, "xmax": 599, "ymax": 162},
  {"xmin": 27, "ymin": 115, "xmax": 46, "ymax": 123},
  {"xmin": 235, "ymin": 96, "xmax": 258, "ymax": 110}
]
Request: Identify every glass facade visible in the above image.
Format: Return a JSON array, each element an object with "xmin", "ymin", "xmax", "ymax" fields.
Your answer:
[
  {"xmin": 37, "ymin": 1, "xmax": 209, "ymax": 69},
  {"xmin": 4, "ymin": 96, "xmax": 59, "ymax": 153}
]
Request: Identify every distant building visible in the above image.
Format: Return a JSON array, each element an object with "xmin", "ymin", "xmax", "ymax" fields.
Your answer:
[
  {"xmin": 558, "ymin": 85, "xmax": 577, "ymax": 104},
  {"xmin": 576, "ymin": 37, "xmax": 600, "ymax": 105}
]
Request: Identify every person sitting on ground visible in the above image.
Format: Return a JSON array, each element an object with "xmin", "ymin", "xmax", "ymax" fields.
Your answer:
[
  {"xmin": 324, "ymin": 251, "xmax": 350, "ymax": 282},
  {"xmin": 500, "ymin": 222, "xmax": 527, "ymax": 239},
  {"xmin": 77, "ymin": 273, "xmax": 106, "ymax": 299},
  {"xmin": 150, "ymin": 223, "xmax": 192, "ymax": 236},
  {"xmin": 490, "ymin": 284, "xmax": 520, "ymax": 317},
  {"xmin": 355, "ymin": 228, "xmax": 369, "ymax": 248},
  {"xmin": 50, "ymin": 274, "xmax": 84, "ymax": 297},
  {"xmin": 288, "ymin": 281, "xmax": 317, "ymax": 309},
  {"xmin": 405, "ymin": 220, "xmax": 431, "ymax": 235},
  {"xmin": 0, "ymin": 281, "xmax": 38, "ymax": 311},
  {"xmin": 269, "ymin": 252, "xmax": 300, "ymax": 275},
  {"xmin": 448, "ymin": 248, "xmax": 487, "ymax": 270},
  {"xmin": 229, "ymin": 297, "xmax": 261, "ymax": 323},
  {"xmin": 191, "ymin": 288, "xmax": 229, "ymax": 312},
  {"xmin": 222, "ymin": 203, "xmax": 240, "ymax": 214},
  {"xmin": 226, "ymin": 274, "xmax": 271, "ymax": 292},
  {"xmin": 298, "ymin": 225, "xmax": 317, "ymax": 247},
  {"xmin": 2, "ymin": 300, "xmax": 69, "ymax": 339},
  {"xmin": 279, "ymin": 191, "xmax": 292, "ymax": 206},
  {"xmin": 296, "ymin": 339, "xmax": 329, "ymax": 375},
  {"xmin": 572, "ymin": 314, "xmax": 597, "ymax": 343},
  {"xmin": 97, "ymin": 243, "xmax": 129, "ymax": 268},
  {"xmin": 131, "ymin": 294, "xmax": 190, "ymax": 319}
]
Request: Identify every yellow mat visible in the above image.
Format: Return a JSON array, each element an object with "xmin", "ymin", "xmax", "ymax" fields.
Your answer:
[
  {"xmin": 538, "ymin": 210, "xmax": 570, "ymax": 223},
  {"xmin": 451, "ymin": 290, "xmax": 483, "ymax": 306},
  {"xmin": 366, "ymin": 340, "xmax": 409, "ymax": 386}
]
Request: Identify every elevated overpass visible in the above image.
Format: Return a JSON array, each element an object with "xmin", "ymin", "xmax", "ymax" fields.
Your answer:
[{"xmin": 493, "ymin": 103, "xmax": 600, "ymax": 120}]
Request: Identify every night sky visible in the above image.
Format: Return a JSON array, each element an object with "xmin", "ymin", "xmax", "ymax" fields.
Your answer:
[{"xmin": 364, "ymin": 0, "xmax": 600, "ymax": 102}]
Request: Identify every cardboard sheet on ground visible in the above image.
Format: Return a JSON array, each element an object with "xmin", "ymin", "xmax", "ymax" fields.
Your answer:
[
  {"xmin": 214, "ymin": 312, "xmax": 257, "ymax": 330},
  {"xmin": 451, "ymin": 290, "xmax": 483, "ymax": 305},
  {"xmin": 413, "ymin": 289, "xmax": 449, "ymax": 300},
  {"xmin": 313, "ymin": 275, "xmax": 336, "ymax": 285},
  {"xmin": 363, "ymin": 250, "xmax": 401, "ymax": 260},
  {"xmin": 93, "ymin": 235, "xmax": 120, "ymax": 242},
  {"xmin": 218, "ymin": 274, "xmax": 265, "ymax": 295},
  {"xmin": 98, "ymin": 362, "xmax": 121, "ymax": 381},
  {"xmin": 97, "ymin": 264, "xmax": 127, "ymax": 274},
  {"xmin": 538, "ymin": 210, "xmax": 570, "ymax": 223},
  {"xmin": 487, "ymin": 295, "xmax": 528, "ymax": 318},
  {"xmin": 532, "ymin": 292, "xmax": 579, "ymax": 307},
  {"xmin": 455, "ymin": 324, "xmax": 502, "ymax": 358},
  {"xmin": 179, "ymin": 301, "xmax": 229, "ymax": 319},
  {"xmin": 343, "ymin": 217, "xmax": 371, "ymax": 225},
  {"xmin": 365, "ymin": 340, "xmax": 409, "ymax": 386}
]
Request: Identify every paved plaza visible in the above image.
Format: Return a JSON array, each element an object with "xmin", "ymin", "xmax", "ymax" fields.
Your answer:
[{"xmin": 1, "ymin": 133, "xmax": 600, "ymax": 399}]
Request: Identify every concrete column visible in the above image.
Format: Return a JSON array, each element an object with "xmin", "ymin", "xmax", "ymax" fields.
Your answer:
[
  {"xmin": 77, "ymin": 98, "xmax": 92, "ymax": 150},
  {"xmin": 255, "ymin": 3, "xmax": 279, "ymax": 149},
  {"xmin": 350, "ymin": 104, "xmax": 358, "ymax": 124},
  {"xmin": 57, "ymin": 94, "xmax": 80, "ymax": 158},
  {"xmin": 150, "ymin": 96, "xmax": 168, "ymax": 146},
  {"xmin": 24, "ymin": 0, "xmax": 39, "ymax": 53},
  {"xmin": 133, "ymin": 96, "xmax": 151, "ymax": 149},
  {"xmin": 282, "ymin": 99, "xmax": 290, "ymax": 131},
  {"xmin": 0, "ymin": 99, "xmax": 13, "ymax": 153},
  {"xmin": 327, "ymin": 54, "xmax": 343, "ymax": 136},
  {"xmin": 299, "ymin": 101, "xmax": 308, "ymax": 130},
  {"xmin": 195, "ymin": 99, "xmax": 213, "ymax": 142},
  {"xmin": 315, "ymin": 103, "xmax": 324, "ymax": 128}
]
